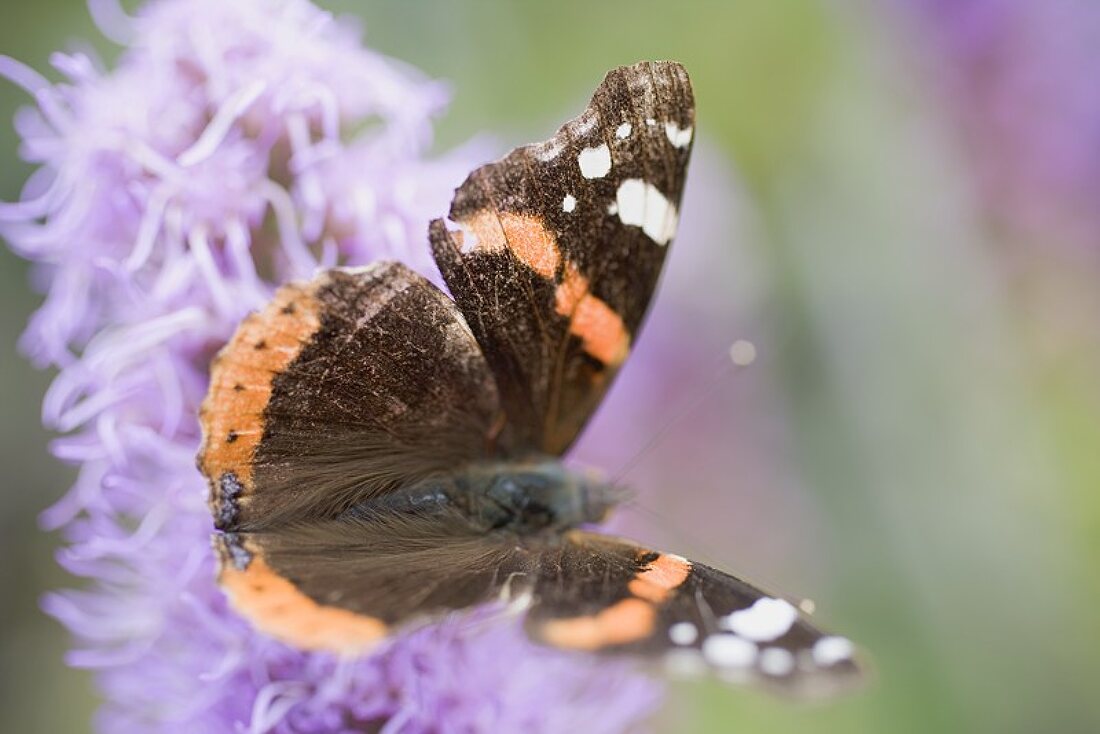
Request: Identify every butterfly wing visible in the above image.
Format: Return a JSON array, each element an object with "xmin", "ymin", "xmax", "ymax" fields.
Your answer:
[
  {"xmin": 198, "ymin": 261, "xmax": 509, "ymax": 532},
  {"xmin": 430, "ymin": 60, "xmax": 695, "ymax": 455},
  {"xmin": 525, "ymin": 531, "xmax": 862, "ymax": 694},
  {"xmin": 213, "ymin": 508, "xmax": 530, "ymax": 653},
  {"xmin": 215, "ymin": 522, "xmax": 861, "ymax": 692}
]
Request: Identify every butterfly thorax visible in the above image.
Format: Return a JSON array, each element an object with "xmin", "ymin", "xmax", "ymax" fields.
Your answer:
[
  {"xmin": 462, "ymin": 459, "xmax": 619, "ymax": 533},
  {"xmin": 361, "ymin": 459, "xmax": 617, "ymax": 535}
]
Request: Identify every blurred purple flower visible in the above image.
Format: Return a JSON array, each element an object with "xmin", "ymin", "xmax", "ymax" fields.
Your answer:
[
  {"xmin": 0, "ymin": 0, "xmax": 663, "ymax": 731},
  {"xmin": 897, "ymin": 0, "xmax": 1100, "ymax": 251},
  {"xmin": 575, "ymin": 148, "xmax": 820, "ymax": 583}
]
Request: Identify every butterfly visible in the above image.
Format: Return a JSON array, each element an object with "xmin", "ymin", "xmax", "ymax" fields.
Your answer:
[{"xmin": 197, "ymin": 60, "xmax": 861, "ymax": 694}]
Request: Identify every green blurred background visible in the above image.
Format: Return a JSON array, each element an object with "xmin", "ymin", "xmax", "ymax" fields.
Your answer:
[{"xmin": 3, "ymin": 1, "xmax": 1099, "ymax": 732}]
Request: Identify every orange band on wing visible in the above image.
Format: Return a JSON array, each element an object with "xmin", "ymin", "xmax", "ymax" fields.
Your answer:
[
  {"xmin": 537, "ymin": 597, "xmax": 657, "ymax": 651},
  {"xmin": 454, "ymin": 214, "xmax": 630, "ymax": 368},
  {"xmin": 197, "ymin": 283, "xmax": 321, "ymax": 521},
  {"xmin": 570, "ymin": 292, "xmax": 630, "ymax": 366},
  {"xmin": 458, "ymin": 210, "xmax": 561, "ymax": 278},
  {"xmin": 218, "ymin": 544, "xmax": 387, "ymax": 654},
  {"xmin": 554, "ymin": 263, "xmax": 630, "ymax": 367},
  {"xmin": 628, "ymin": 553, "xmax": 692, "ymax": 603},
  {"xmin": 554, "ymin": 262, "xmax": 589, "ymax": 315}
]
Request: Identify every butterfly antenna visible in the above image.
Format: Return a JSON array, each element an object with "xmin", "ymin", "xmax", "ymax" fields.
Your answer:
[{"xmin": 608, "ymin": 339, "xmax": 758, "ymax": 487}]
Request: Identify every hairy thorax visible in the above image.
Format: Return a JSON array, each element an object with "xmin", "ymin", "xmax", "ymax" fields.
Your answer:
[{"xmin": 356, "ymin": 458, "xmax": 618, "ymax": 535}]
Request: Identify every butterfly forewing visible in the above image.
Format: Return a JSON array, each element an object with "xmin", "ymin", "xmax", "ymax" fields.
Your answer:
[
  {"xmin": 198, "ymin": 262, "xmax": 509, "ymax": 532},
  {"xmin": 430, "ymin": 60, "xmax": 695, "ymax": 455}
]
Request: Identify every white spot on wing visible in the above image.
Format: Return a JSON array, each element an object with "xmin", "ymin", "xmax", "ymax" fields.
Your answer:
[
  {"xmin": 812, "ymin": 636, "xmax": 854, "ymax": 667},
  {"xmin": 578, "ymin": 144, "xmax": 612, "ymax": 179},
  {"xmin": 759, "ymin": 647, "xmax": 796, "ymax": 676},
  {"xmin": 562, "ymin": 194, "xmax": 577, "ymax": 213},
  {"xmin": 665, "ymin": 121, "xmax": 694, "ymax": 148},
  {"xmin": 721, "ymin": 598, "xmax": 798, "ymax": 642},
  {"xmin": 669, "ymin": 622, "xmax": 698, "ymax": 646},
  {"xmin": 607, "ymin": 202, "xmax": 618, "ymax": 216},
  {"xmin": 616, "ymin": 122, "xmax": 632, "ymax": 139},
  {"xmin": 645, "ymin": 117, "xmax": 656, "ymax": 126},
  {"xmin": 702, "ymin": 634, "xmax": 757, "ymax": 668},
  {"xmin": 614, "ymin": 178, "xmax": 678, "ymax": 245}
]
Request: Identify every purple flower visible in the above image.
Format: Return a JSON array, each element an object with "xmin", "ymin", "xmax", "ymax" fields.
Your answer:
[
  {"xmin": 896, "ymin": 0, "xmax": 1100, "ymax": 250},
  {"xmin": 1, "ymin": 1, "xmax": 665, "ymax": 731},
  {"xmin": 573, "ymin": 148, "xmax": 818, "ymax": 578}
]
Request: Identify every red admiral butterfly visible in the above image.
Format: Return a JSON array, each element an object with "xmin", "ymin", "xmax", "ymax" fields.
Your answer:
[{"xmin": 198, "ymin": 61, "xmax": 861, "ymax": 694}]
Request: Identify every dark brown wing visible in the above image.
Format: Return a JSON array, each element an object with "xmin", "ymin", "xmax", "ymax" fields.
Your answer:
[
  {"xmin": 430, "ymin": 60, "xmax": 695, "ymax": 455},
  {"xmin": 524, "ymin": 531, "xmax": 863, "ymax": 695},
  {"xmin": 213, "ymin": 510, "xmax": 530, "ymax": 654},
  {"xmin": 197, "ymin": 262, "xmax": 509, "ymax": 532},
  {"xmin": 215, "ymin": 522, "xmax": 863, "ymax": 692}
]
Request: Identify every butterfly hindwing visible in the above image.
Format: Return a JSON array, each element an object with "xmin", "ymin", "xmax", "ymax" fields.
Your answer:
[
  {"xmin": 525, "ymin": 531, "xmax": 861, "ymax": 693},
  {"xmin": 198, "ymin": 261, "xmax": 508, "ymax": 532},
  {"xmin": 215, "ymin": 518, "xmax": 862, "ymax": 692},
  {"xmin": 214, "ymin": 505, "xmax": 529, "ymax": 653},
  {"xmin": 430, "ymin": 60, "xmax": 694, "ymax": 455}
]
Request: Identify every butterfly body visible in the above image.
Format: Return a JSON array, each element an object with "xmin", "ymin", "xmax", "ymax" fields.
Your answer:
[
  {"xmin": 341, "ymin": 458, "xmax": 615, "ymax": 535},
  {"xmin": 197, "ymin": 60, "xmax": 862, "ymax": 693}
]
